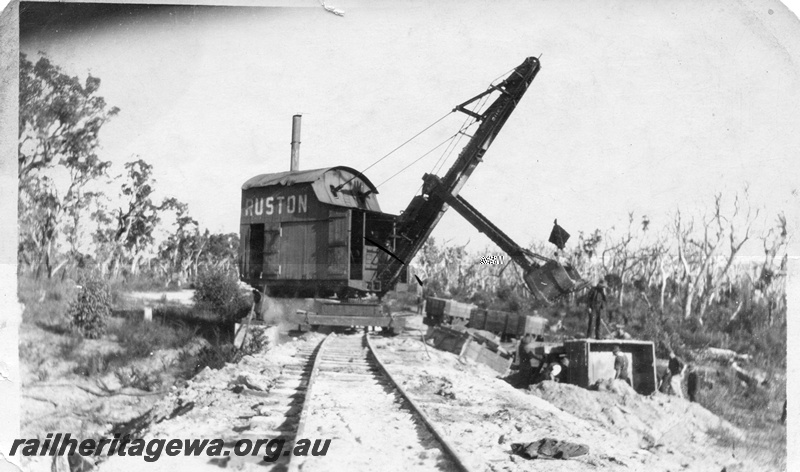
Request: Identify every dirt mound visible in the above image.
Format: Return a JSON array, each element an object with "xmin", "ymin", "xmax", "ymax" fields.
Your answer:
[
  {"xmin": 590, "ymin": 378, "xmax": 638, "ymax": 396},
  {"xmin": 529, "ymin": 380, "xmax": 743, "ymax": 451}
]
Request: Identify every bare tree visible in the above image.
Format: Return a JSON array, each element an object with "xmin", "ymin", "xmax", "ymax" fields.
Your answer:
[
  {"xmin": 673, "ymin": 191, "xmax": 759, "ymax": 324},
  {"xmin": 755, "ymin": 213, "xmax": 788, "ymax": 326},
  {"xmin": 601, "ymin": 212, "xmax": 640, "ymax": 306}
]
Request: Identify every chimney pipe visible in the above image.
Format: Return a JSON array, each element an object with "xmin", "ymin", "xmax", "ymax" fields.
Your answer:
[{"xmin": 290, "ymin": 114, "xmax": 302, "ymax": 172}]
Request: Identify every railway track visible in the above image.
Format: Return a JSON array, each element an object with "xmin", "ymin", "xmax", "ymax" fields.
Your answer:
[
  {"xmin": 288, "ymin": 331, "xmax": 473, "ymax": 472},
  {"xmin": 102, "ymin": 330, "xmax": 473, "ymax": 472},
  {"xmin": 222, "ymin": 340, "xmax": 323, "ymax": 471}
]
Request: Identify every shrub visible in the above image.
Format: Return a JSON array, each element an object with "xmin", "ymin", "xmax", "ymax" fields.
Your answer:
[
  {"xmin": 58, "ymin": 335, "xmax": 85, "ymax": 359},
  {"xmin": 194, "ymin": 344, "xmax": 234, "ymax": 371},
  {"xmin": 114, "ymin": 366, "xmax": 163, "ymax": 392},
  {"xmin": 73, "ymin": 351, "xmax": 122, "ymax": 376},
  {"xmin": 18, "ymin": 276, "xmax": 77, "ymax": 326},
  {"xmin": 109, "ymin": 318, "xmax": 197, "ymax": 358},
  {"xmin": 68, "ymin": 274, "xmax": 112, "ymax": 339},
  {"xmin": 191, "ymin": 328, "xmax": 268, "ymax": 373},
  {"xmin": 193, "ymin": 267, "xmax": 251, "ymax": 323}
]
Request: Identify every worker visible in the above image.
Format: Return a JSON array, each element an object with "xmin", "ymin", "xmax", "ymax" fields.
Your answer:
[
  {"xmin": 658, "ymin": 366, "xmax": 672, "ymax": 394},
  {"xmin": 517, "ymin": 334, "xmax": 538, "ymax": 388},
  {"xmin": 555, "ymin": 356, "xmax": 570, "ymax": 383},
  {"xmin": 687, "ymin": 365, "xmax": 698, "ymax": 402},
  {"xmin": 586, "ymin": 279, "xmax": 607, "ymax": 339},
  {"xmin": 612, "ymin": 345, "xmax": 631, "ymax": 386},
  {"xmin": 612, "ymin": 324, "xmax": 632, "ymax": 340},
  {"xmin": 546, "ymin": 361, "xmax": 562, "ymax": 382},
  {"xmin": 667, "ymin": 350, "xmax": 686, "ymax": 399}
]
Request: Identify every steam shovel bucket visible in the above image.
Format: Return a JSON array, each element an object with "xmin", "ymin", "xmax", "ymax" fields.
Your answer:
[{"xmin": 524, "ymin": 261, "xmax": 585, "ymax": 304}]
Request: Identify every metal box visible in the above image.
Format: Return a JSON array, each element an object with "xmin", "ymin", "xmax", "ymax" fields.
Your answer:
[
  {"xmin": 469, "ymin": 308, "xmax": 487, "ymax": 330},
  {"xmin": 445, "ymin": 300, "xmax": 475, "ymax": 320},
  {"xmin": 561, "ymin": 339, "xmax": 657, "ymax": 395},
  {"xmin": 484, "ymin": 309, "xmax": 508, "ymax": 334},
  {"xmin": 460, "ymin": 338, "xmax": 512, "ymax": 376},
  {"xmin": 425, "ymin": 325, "xmax": 471, "ymax": 354},
  {"xmin": 513, "ymin": 315, "xmax": 548, "ymax": 337},
  {"xmin": 425, "ymin": 297, "xmax": 448, "ymax": 316},
  {"xmin": 471, "ymin": 310, "xmax": 547, "ymax": 338},
  {"xmin": 425, "ymin": 297, "xmax": 475, "ymax": 323}
]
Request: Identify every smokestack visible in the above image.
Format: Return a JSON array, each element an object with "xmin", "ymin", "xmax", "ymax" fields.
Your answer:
[{"xmin": 290, "ymin": 114, "xmax": 302, "ymax": 172}]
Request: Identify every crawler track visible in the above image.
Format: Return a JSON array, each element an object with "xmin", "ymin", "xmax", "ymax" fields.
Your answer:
[{"xmin": 290, "ymin": 332, "xmax": 472, "ymax": 472}]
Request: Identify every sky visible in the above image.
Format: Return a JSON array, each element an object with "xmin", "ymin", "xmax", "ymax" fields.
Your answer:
[{"xmin": 18, "ymin": 0, "xmax": 800, "ymax": 259}]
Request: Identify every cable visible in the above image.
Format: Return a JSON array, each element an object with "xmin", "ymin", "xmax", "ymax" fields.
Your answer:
[
  {"xmin": 489, "ymin": 65, "xmax": 517, "ymax": 87},
  {"xmin": 375, "ymin": 132, "xmax": 460, "ymax": 189},
  {"xmin": 334, "ymin": 110, "xmax": 454, "ymax": 192},
  {"xmin": 433, "ymin": 120, "xmax": 470, "ymax": 175},
  {"xmin": 417, "ymin": 86, "xmax": 491, "ymax": 195},
  {"xmin": 433, "ymin": 92, "xmax": 490, "ymax": 175},
  {"xmin": 430, "ymin": 113, "xmax": 471, "ymax": 175},
  {"xmin": 369, "ymin": 63, "xmax": 516, "ymax": 193}
]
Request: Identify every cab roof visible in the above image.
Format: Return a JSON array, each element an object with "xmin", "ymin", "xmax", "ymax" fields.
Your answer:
[{"xmin": 242, "ymin": 166, "xmax": 381, "ymax": 212}]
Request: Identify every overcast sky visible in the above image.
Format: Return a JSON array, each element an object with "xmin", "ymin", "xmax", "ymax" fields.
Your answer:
[{"xmin": 19, "ymin": 0, "xmax": 800, "ymax": 259}]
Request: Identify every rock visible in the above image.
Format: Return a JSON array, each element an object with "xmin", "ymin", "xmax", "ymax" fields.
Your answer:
[
  {"xmin": 260, "ymin": 366, "xmax": 281, "ymax": 379},
  {"xmin": 193, "ymin": 366, "xmax": 213, "ymax": 382},
  {"xmin": 511, "ymin": 438, "xmax": 589, "ymax": 460},
  {"xmin": 179, "ymin": 388, "xmax": 198, "ymax": 403},
  {"xmin": 498, "ymin": 434, "xmax": 506, "ymax": 444},
  {"xmin": 249, "ymin": 416, "xmax": 277, "ymax": 430},
  {"xmin": 229, "ymin": 372, "xmax": 273, "ymax": 392},
  {"xmin": 639, "ymin": 433, "xmax": 656, "ymax": 450},
  {"xmin": 698, "ymin": 347, "xmax": 752, "ymax": 364},
  {"xmin": 730, "ymin": 362, "xmax": 768, "ymax": 387},
  {"xmin": 591, "ymin": 378, "xmax": 635, "ymax": 396}
]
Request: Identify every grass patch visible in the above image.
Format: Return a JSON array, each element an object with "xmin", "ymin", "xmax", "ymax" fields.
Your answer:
[
  {"xmin": 192, "ymin": 328, "xmax": 268, "ymax": 372},
  {"xmin": 73, "ymin": 351, "xmax": 125, "ymax": 377},
  {"xmin": 109, "ymin": 318, "xmax": 198, "ymax": 358},
  {"xmin": 700, "ymin": 368, "xmax": 782, "ymax": 430},
  {"xmin": 697, "ymin": 366, "xmax": 786, "ymax": 469},
  {"xmin": 58, "ymin": 335, "xmax": 85, "ymax": 359},
  {"xmin": 153, "ymin": 305, "xmax": 236, "ymax": 344},
  {"xmin": 113, "ymin": 366, "xmax": 164, "ymax": 392},
  {"xmin": 18, "ymin": 274, "xmax": 260, "ymax": 399},
  {"xmin": 706, "ymin": 424, "xmax": 741, "ymax": 448},
  {"xmin": 18, "ymin": 276, "xmax": 77, "ymax": 327},
  {"xmin": 109, "ymin": 275, "xmax": 182, "ymax": 293}
]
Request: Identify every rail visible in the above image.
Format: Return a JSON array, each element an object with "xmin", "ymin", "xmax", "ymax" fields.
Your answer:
[
  {"xmin": 286, "ymin": 333, "xmax": 331, "ymax": 472},
  {"xmin": 282, "ymin": 331, "xmax": 476, "ymax": 471},
  {"xmin": 365, "ymin": 333, "xmax": 476, "ymax": 472}
]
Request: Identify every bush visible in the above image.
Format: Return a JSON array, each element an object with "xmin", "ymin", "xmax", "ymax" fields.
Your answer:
[
  {"xmin": 193, "ymin": 329, "xmax": 267, "ymax": 372},
  {"xmin": 109, "ymin": 318, "xmax": 198, "ymax": 358},
  {"xmin": 193, "ymin": 267, "xmax": 251, "ymax": 323},
  {"xmin": 114, "ymin": 366, "xmax": 163, "ymax": 392},
  {"xmin": 67, "ymin": 274, "xmax": 112, "ymax": 339},
  {"xmin": 73, "ymin": 351, "xmax": 122, "ymax": 376},
  {"xmin": 18, "ymin": 276, "xmax": 78, "ymax": 326}
]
